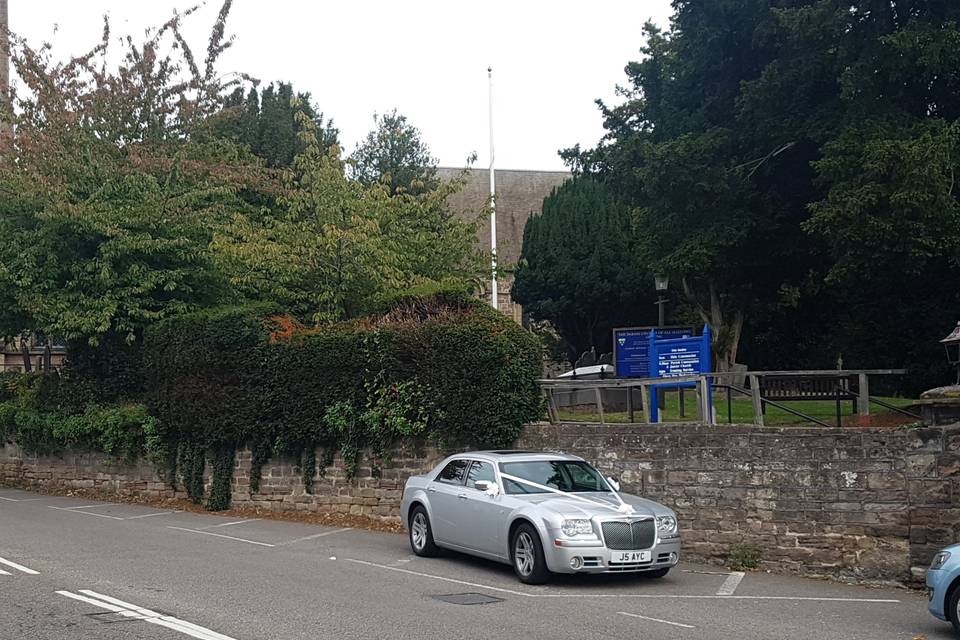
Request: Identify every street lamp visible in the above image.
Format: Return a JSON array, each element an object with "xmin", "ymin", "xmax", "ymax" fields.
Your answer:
[
  {"xmin": 654, "ymin": 274, "xmax": 669, "ymax": 328},
  {"xmin": 942, "ymin": 321, "xmax": 960, "ymax": 385}
]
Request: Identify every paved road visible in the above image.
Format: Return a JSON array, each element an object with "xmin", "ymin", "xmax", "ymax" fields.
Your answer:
[{"xmin": 0, "ymin": 486, "xmax": 948, "ymax": 640}]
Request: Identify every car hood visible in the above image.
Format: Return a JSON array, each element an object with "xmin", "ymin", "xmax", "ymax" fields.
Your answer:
[{"xmin": 512, "ymin": 492, "xmax": 669, "ymax": 519}]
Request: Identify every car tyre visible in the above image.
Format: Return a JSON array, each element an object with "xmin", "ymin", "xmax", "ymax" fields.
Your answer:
[
  {"xmin": 511, "ymin": 523, "xmax": 550, "ymax": 585},
  {"xmin": 949, "ymin": 582, "xmax": 960, "ymax": 635},
  {"xmin": 409, "ymin": 505, "xmax": 440, "ymax": 557},
  {"xmin": 642, "ymin": 567, "xmax": 671, "ymax": 579}
]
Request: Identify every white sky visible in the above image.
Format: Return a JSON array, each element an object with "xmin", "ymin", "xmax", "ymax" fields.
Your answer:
[{"xmin": 9, "ymin": 0, "xmax": 673, "ymax": 171}]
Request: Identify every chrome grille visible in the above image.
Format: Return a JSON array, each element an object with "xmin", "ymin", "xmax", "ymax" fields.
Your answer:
[{"xmin": 601, "ymin": 519, "xmax": 656, "ymax": 550}]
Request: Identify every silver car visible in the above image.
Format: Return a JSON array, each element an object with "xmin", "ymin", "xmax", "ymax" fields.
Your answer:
[{"xmin": 400, "ymin": 450, "xmax": 681, "ymax": 584}]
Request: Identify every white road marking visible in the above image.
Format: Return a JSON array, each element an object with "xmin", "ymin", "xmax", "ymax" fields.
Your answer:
[
  {"xmin": 57, "ymin": 590, "xmax": 236, "ymax": 640},
  {"xmin": 167, "ymin": 526, "xmax": 275, "ymax": 547},
  {"xmin": 717, "ymin": 571, "xmax": 745, "ymax": 596},
  {"xmin": 200, "ymin": 518, "xmax": 259, "ymax": 530},
  {"xmin": 0, "ymin": 569, "xmax": 11, "ymax": 575},
  {"xmin": 0, "ymin": 557, "xmax": 39, "ymax": 575},
  {"xmin": 279, "ymin": 527, "xmax": 352, "ymax": 545},
  {"xmin": 346, "ymin": 558, "xmax": 901, "ymax": 603},
  {"xmin": 618, "ymin": 610, "xmax": 695, "ymax": 629},
  {"xmin": 123, "ymin": 511, "xmax": 180, "ymax": 520},
  {"xmin": 67, "ymin": 504, "xmax": 114, "ymax": 510},
  {"xmin": 0, "ymin": 496, "xmax": 43, "ymax": 502},
  {"xmin": 345, "ymin": 558, "xmax": 534, "ymax": 598},
  {"xmin": 47, "ymin": 505, "xmax": 123, "ymax": 520}
]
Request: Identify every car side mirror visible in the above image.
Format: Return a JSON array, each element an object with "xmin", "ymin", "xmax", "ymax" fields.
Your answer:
[
  {"xmin": 474, "ymin": 480, "xmax": 500, "ymax": 497},
  {"xmin": 607, "ymin": 476, "xmax": 621, "ymax": 492}
]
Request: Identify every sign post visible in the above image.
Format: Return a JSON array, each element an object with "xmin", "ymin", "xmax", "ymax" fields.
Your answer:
[
  {"xmin": 647, "ymin": 325, "xmax": 712, "ymax": 422},
  {"xmin": 613, "ymin": 326, "xmax": 695, "ymax": 378}
]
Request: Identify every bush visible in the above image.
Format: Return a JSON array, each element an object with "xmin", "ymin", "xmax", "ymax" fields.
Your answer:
[{"xmin": 144, "ymin": 292, "xmax": 545, "ymax": 500}]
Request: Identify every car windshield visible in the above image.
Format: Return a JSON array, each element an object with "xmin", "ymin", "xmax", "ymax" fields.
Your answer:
[{"xmin": 499, "ymin": 460, "xmax": 610, "ymax": 495}]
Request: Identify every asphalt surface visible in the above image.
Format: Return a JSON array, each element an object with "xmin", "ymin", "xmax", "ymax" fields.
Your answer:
[{"xmin": 0, "ymin": 486, "xmax": 948, "ymax": 640}]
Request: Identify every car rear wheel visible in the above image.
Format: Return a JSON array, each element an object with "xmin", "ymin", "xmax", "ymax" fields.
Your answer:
[
  {"xmin": 949, "ymin": 582, "xmax": 960, "ymax": 635},
  {"xmin": 511, "ymin": 523, "xmax": 550, "ymax": 585},
  {"xmin": 409, "ymin": 505, "xmax": 439, "ymax": 557}
]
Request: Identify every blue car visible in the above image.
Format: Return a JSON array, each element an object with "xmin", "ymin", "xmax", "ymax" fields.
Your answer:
[{"xmin": 928, "ymin": 544, "xmax": 960, "ymax": 634}]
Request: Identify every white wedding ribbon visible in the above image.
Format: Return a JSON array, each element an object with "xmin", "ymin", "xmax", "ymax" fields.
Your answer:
[{"xmin": 498, "ymin": 472, "xmax": 635, "ymax": 515}]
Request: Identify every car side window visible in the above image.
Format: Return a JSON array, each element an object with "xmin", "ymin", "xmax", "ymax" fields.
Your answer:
[
  {"xmin": 466, "ymin": 461, "xmax": 497, "ymax": 490},
  {"xmin": 435, "ymin": 459, "xmax": 470, "ymax": 485}
]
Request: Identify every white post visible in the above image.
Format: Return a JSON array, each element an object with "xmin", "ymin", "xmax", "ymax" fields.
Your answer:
[{"xmin": 487, "ymin": 66, "xmax": 498, "ymax": 311}]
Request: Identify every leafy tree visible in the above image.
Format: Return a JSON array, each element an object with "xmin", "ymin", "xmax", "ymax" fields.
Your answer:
[
  {"xmin": 567, "ymin": 0, "xmax": 960, "ymax": 384},
  {"xmin": 512, "ymin": 177, "xmax": 650, "ymax": 360},
  {"xmin": 218, "ymin": 82, "xmax": 338, "ymax": 168},
  {"xmin": 213, "ymin": 111, "xmax": 481, "ymax": 323},
  {"xmin": 349, "ymin": 109, "xmax": 439, "ymax": 196},
  {"xmin": 0, "ymin": 1, "xmax": 266, "ymax": 347}
]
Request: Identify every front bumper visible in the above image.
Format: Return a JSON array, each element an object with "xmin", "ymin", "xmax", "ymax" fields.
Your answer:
[
  {"xmin": 543, "ymin": 533, "xmax": 682, "ymax": 574},
  {"xmin": 927, "ymin": 568, "xmax": 950, "ymax": 621}
]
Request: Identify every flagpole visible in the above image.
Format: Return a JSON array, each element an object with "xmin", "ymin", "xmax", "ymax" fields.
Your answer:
[{"xmin": 487, "ymin": 66, "xmax": 498, "ymax": 311}]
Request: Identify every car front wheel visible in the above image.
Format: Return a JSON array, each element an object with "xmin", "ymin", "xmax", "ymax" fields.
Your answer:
[
  {"xmin": 409, "ymin": 505, "xmax": 439, "ymax": 557},
  {"xmin": 511, "ymin": 523, "xmax": 550, "ymax": 585},
  {"xmin": 949, "ymin": 582, "xmax": 960, "ymax": 635}
]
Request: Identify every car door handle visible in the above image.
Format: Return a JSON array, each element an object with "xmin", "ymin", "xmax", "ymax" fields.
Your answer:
[{"xmin": 457, "ymin": 493, "xmax": 468, "ymax": 500}]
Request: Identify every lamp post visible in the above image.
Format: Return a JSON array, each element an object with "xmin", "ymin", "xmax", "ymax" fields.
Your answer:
[
  {"xmin": 942, "ymin": 321, "xmax": 960, "ymax": 385},
  {"xmin": 654, "ymin": 274, "xmax": 669, "ymax": 328}
]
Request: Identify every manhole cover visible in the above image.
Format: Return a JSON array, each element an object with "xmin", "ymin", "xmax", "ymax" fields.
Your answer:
[{"xmin": 431, "ymin": 592, "xmax": 504, "ymax": 606}]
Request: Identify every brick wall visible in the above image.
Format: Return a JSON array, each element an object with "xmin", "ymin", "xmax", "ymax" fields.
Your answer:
[
  {"xmin": 4, "ymin": 422, "xmax": 959, "ymax": 585},
  {"xmin": 518, "ymin": 423, "xmax": 960, "ymax": 584}
]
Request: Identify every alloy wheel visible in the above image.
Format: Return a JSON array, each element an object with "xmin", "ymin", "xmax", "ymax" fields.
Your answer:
[
  {"xmin": 514, "ymin": 532, "xmax": 535, "ymax": 576},
  {"xmin": 411, "ymin": 512, "xmax": 427, "ymax": 550}
]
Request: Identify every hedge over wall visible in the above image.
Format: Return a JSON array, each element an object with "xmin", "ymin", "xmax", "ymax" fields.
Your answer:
[{"xmin": 144, "ymin": 292, "xmax": 544, "ymax": 507}]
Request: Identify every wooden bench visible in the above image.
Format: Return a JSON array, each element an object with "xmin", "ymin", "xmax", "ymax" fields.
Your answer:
[{"xmin": 759, "ymin": 375, "xmax": 856, "ymax": 413}]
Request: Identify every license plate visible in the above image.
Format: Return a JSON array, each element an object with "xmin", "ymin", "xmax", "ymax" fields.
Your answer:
[{"xmin": 610, "ymin": 550, "xmax": 651, "ymax": 564}]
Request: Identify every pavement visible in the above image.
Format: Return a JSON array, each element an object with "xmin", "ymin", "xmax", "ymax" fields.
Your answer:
[{"xmin": 0, "ymin": 486, "xmax": 950, "ymax": 640}]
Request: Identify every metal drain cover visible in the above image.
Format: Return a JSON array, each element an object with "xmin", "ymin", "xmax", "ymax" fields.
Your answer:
[{"xmin": 431, "ymin": 592, "xmax": 504, "ymax": 606}]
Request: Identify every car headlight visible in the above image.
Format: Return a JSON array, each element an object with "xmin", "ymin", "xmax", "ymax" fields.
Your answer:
[
  {"xmin": 657, "ymin": 515, "xmax": 678, "ymax": 535},
  {"xmin": 931, "ymin": 551, "xmax": 952, "ymax": 571},
  {"xmin": 561, "ymin": 519, "xmax": 594, "ymax": 536}
]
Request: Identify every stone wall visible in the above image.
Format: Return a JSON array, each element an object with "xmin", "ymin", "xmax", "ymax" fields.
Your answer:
[
  {"xmin": 4, "ymin": 422, "xmax": 959, "ymax": 585},
  {"xmin": 518, "ymin": 423, "xmax": 960, "ymax": 584},
  {"xmin": 0, "ymin": 441, "xmax": 446, "ymax": 522}
]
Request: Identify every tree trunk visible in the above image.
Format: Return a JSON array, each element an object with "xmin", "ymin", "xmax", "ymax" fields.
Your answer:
[
  {"xmin": 681, "ymin": 277, "xmax": 745, "ymax": 373},
  {"xmin": 20, "ymin": 337, "xmax": 32, "ymax": 372}
]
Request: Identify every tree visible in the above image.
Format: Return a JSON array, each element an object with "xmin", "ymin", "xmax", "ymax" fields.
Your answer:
[
  {"xmin": 218, "ymin": 82, "xmax": 338, "ymax": 168},
  {"xmin": 349, "ymin": 110, "xmax": 439, "ymax": 196},
  {"xmin": 0, "ymin": 1, "xmax": 266, "ymax": 346},
  {"xmin": 213, "ymin": 111, "xmax": 481, "ymax": 323},
  {"xmin": 569, "ymin": 6, "xmax": 820, "ymax": 371},
  {"xmin": 512, "ymin": 177, "xmax": 650, "ymax": 360},
  {"xmin": 567, "ymin": 0, "xmax": 960, "ymax": 384}
]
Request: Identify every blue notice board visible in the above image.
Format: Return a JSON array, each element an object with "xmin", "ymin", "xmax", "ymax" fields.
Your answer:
[
  {"xmin": 647, "ymin": 325, "xmax": 712, "ymax": 422},
  {"xmin": 613, "ymin": 326, "xmax": 694, "ymax": 378}
]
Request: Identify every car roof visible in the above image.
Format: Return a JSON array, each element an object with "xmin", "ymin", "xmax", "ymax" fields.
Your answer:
[{"xmin": 449, "ymin": 450, "xmax": 584, "ymax": 463}]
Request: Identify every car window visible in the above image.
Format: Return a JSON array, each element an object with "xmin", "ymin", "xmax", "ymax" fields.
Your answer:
[
  {"xmin": 435, "ymin": 459, "xmax": 470, "ymax": 485},
  {"xmin": 499, "ymin": 461, "xmax": 608, "ymax": 495},
  {"xmin": 466, "ymin": 461, "xmax": 497, "ymax": 490}
]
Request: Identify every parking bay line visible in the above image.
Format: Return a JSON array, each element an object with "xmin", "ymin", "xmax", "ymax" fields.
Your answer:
[
  {"xmin": 0, "ymin": 557, "xmax": 40, "ymax": 575},
  {"xmin": 279, "ymin": 527, "xmax": 352, "ymax": 546},
  {"xmin": 0, "ymin": 496, "xmax": 43, "ymax": 502},
  {"xmin": 167, "ymin": 526, "xmax": 276, "ymax": 548},
  {"xmin": 618, "ymin": 610, "xmax": 695, "ymax": 629},
  {"xmin": 716, "ymin": 571, "xmax": 745, "ymax": 596},
  {"xmin": 47, "ymin": 505, "xmax": 124, "ymax": 520},
  {"xmin": 345, "ymin": 559, "xmax": 900, "ymax": 603},
  {"xmin": 123, "ymin": 510, "xmax": 182, "ymax": 520},
  {"xmin": 198, "ymin": 518, "xmax": 260, "ymax": 530},
  {"xmin": 57, "ymin": 590, "xmax": 236, "ymax": 640}
]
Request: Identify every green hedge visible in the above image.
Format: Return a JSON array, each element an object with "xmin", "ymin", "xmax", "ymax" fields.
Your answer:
[{"xmin": 144, "ymin": 292, "xmax": 544, "ymax": 507}]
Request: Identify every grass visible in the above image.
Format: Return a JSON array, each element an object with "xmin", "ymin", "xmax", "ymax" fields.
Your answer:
[{"xmin": 555, "ymin": 391, "xmax": 917, "ymax": 426}]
